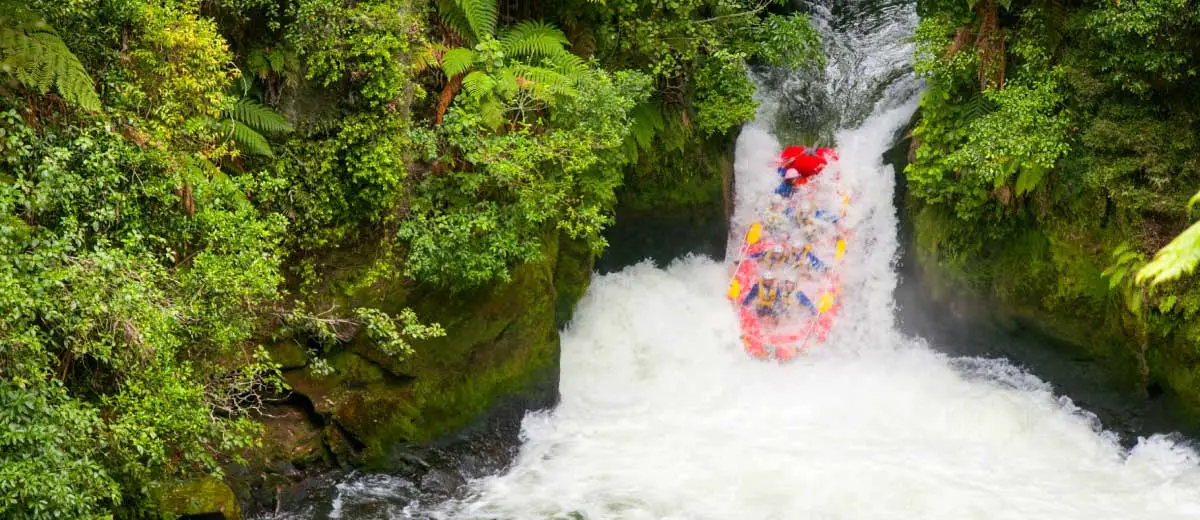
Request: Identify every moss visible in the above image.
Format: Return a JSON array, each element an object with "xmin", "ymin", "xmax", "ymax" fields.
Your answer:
[
  {"xmin": 907, "ymin": 190, "xmax": 1200, "ymax": 428},
  {"xmin": 267, "ymin": 340, "xmax": 309, "ymax": 370},
  {"xmin": 265, "ymin": 228, "xmax": 584, "ymax": 469},
  {"xmin": 157, "ymin": 477, "xmax": 241, "ymax": 519},
  {"xmin": 554, "ymin": 234, "xmax": 595, "ymax": 327},
  {"xmin": 333, "ymin": 250, "xmax": 561, "ymax": 467}
]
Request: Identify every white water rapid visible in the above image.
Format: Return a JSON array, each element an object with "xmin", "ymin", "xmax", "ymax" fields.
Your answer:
[{"xmin": 287, "ymin": 0, "xmax": 1200, "ymax": 518}]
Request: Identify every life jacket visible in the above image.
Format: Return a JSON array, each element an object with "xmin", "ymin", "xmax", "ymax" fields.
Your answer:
[{"xmin": 755, "ymin": 283, "xmax": 779, "ymax": 308}]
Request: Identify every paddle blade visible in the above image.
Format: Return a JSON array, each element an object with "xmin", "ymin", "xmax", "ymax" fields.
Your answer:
[
  {"xmin": 817, "ymin": 292, "xmax": 835, "ymax": 313},
  {"xmin": 746, "ymin": 222, "xmax": 763, "ymax": 245}
]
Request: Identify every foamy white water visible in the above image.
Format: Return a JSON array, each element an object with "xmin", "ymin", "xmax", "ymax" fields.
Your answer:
[{"xmin": 289, "ymin": 0, "xmax": 1200, "ymax": 517}]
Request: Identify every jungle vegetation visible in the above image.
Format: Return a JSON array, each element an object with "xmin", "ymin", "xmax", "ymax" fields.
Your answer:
[
  {"xmin": 909, "ymin": 0, "xmax": 1200, "ymax": 401},
  {"xmin": 0, "ymin": 0, "xmax": 819, "ymax": 516}
]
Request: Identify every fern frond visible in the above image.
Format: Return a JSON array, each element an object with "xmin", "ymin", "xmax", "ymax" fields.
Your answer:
[
  {"xmin": 500, "ymin": 21, "xmax": 570, "ymax": 59},
  {"xmin": 494, "ymin": 68, "xmax": 519, "ymax": 98},
  {"xmin": 479, "ymin": 98, "xmax": 504, "ymax": 131},
  {"xmin": 962, "ymin": 92, "xmax": 994, "ymax": 121},
  {"xmin": 461, "ymin": 70, "xmax": 496, "ymax": 99},
  {"xmin": 458, "ymin": 0, "xmax": 498, "ymax": 42},
  {"xmin": 230, "ymin": 120, "xmax": 274, "ymax": 157},
  {"xmin": 627, "ymin": 102, "xmax": 665, "ymax": 151},
  {"xmin": 414, "ymin": 42, "xmax": 447, "ymax": 73},
  {"xmin": 1137, "ymin": 221, "xmax": 1200, "ymax": 286},
  {"xmin": 1013, "ymin": 164, "xmax": 1046, "ymax": 196},
  {"xmin": 441, "ymin": 47, "xmax": 476, "ymax": 78},
  {"xmin": 543, "ymin": 51, "xmax": 586, "ymax": 75},
  {"xmin": 510, "ymin": 64, "xmax": 578, "ymax": 99},
  {"xmin": 232, "ymin": 99, "xmax": 293, "ymax": 134},
  {"xmin": 436, "ymin": 0, "xmax": 478, "ymax": 44},
  {"xmin": 0, "ymin": 20, "xmax": 100, "ymax": 111}
]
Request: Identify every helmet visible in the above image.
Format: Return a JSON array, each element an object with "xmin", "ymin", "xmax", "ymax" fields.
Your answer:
[
  {"xmin": 791, "ymin": 240, "xmax": 806, "ymax": 250},
  {"xmin": 771, "ymin": 244, "xmax": 784, "ymax": 253},
  {"xmin": 762, "ymin": 272, "xmax": 776, "ymax": 281}
]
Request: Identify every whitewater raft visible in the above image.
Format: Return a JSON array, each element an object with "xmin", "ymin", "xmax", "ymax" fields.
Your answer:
[{"xmin": 727, "ymin": 154, "xmax": 849, "ymax": 362}]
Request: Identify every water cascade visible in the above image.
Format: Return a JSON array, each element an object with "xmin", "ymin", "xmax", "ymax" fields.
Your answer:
[{"xmin": 286, "ymin": 0, "xmax": 1200, "ymax": 517}]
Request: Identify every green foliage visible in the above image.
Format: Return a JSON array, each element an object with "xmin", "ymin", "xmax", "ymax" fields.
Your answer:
[
  {"xmin": 911, "ymin": 0, "xmax": 1200, "ymax": 401},
  {"xmin": 0, "ymin": 3, "xmax": 100, "ymax": 111},
  {"xmin": 403, "ymin": 69, "xmax": 651, "ymax": 288},
  {"xmin": 354, "ymin": 307, "xmax": 446, "ymax": 358},
  {"xmin": 0, "ymin": 383, "xmax": 119, "ymax": 519}
]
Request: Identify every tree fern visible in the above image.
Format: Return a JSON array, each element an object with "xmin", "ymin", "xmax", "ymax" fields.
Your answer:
[
  {"xmin": 500, "ymin": 21, "xmax": 570, "ymax": 59},
  {"xmin": 510, "ymin": 64, "xmax": 578, "ymax": 98},
  {"xmin": 0, "ymin": 10, "xmax": 100, "ymax": 111}
]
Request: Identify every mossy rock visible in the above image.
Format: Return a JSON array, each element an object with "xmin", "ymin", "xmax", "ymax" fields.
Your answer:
[
  {"xmin": 269, "ymin": 229, "xmax": 590, "ymax": 469},
  {"xmin": 157, "ymin": 477, "xmax": 241, "ymax": 519},
  {"xmin": 267, "ymin": 340, "xmax": 309, "ymax": 370}
]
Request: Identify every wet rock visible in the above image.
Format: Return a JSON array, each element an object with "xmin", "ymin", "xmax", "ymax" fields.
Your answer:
[{"xmin": 158, "ymin": 477, "xmax": 241, "ymax": 519}]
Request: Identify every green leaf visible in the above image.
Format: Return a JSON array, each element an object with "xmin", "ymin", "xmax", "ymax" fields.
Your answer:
[
  {"xmin": 1108, "ymin": 267, "xmax": 1126, "ymax": 290},
  {"xmin": 1188, "ymin": 188, "xmax": 1200, "ymax": 215}
]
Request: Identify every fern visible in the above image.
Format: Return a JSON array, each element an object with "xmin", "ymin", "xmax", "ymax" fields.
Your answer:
[
  {"xmin": 457, "ymin": 0, "xmax": 498, "ymax": 43},
  {"xmin": 229, "ymin": 120, "xmax": 274, "ymax": 157},
  {"xmin": 543, "ymin": 51, "xmax": 586, "ymax": 75},
  {"xmin": 627, "ymin": 102, "xmax": 665, "ymax": 151},
  {"xmin": 1013, "ymin": 164, "xmax": 1046, "ymax": 196},
  {"xmin": 0, "ymin": 11, "xmax": 100, "ymax": 111},
  {"xmin": 961, "ymin": 92, "xmax": 994, "ymax": 122},
  {"xmin": 1137, "ymin": 220, "xmax": 1200, "ymax": 287},
  {"xmin": 461, "ymin": 70, "xmax": 495, "ymax": 99},
  {"xmin": 232, "ymin": 99, "xmax": 293, "ymax": 133},
  {"xmin": 478, "ymin": 98, "xmax": 504, "ymax": 130},
  {"xmin": 436, "ymin": 0, "xmax": 477, "ymax": 43},
  {"xmin": 500, "ymin": 21, "xmax": 570, "ymax": 59},
  {"xmin": 510, "ymin": 65, "xmax": 578, "ymax": 99},
  {"xmin": 441, "ymin": 48, "xmax": 476, "ymax": 77}
]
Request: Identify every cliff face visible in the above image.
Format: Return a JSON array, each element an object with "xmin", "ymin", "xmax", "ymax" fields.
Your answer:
[{"xmin": 224, "ymin": 230, "xmax": 593, "ymax": 514}]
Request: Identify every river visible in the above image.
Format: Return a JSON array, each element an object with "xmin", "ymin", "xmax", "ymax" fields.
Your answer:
[{"xmin": 268, "ymin": 0, "xmax": 1200, "ymax": 517}]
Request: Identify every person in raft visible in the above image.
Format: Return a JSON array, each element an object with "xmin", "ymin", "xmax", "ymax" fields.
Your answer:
[
  {"xmin": 742, "ymin": 272, "xmax": 780, "ymax": 322},
  {"xmin": 775, "ymin": 145, "xmax": 837, "ymax": 197}
]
